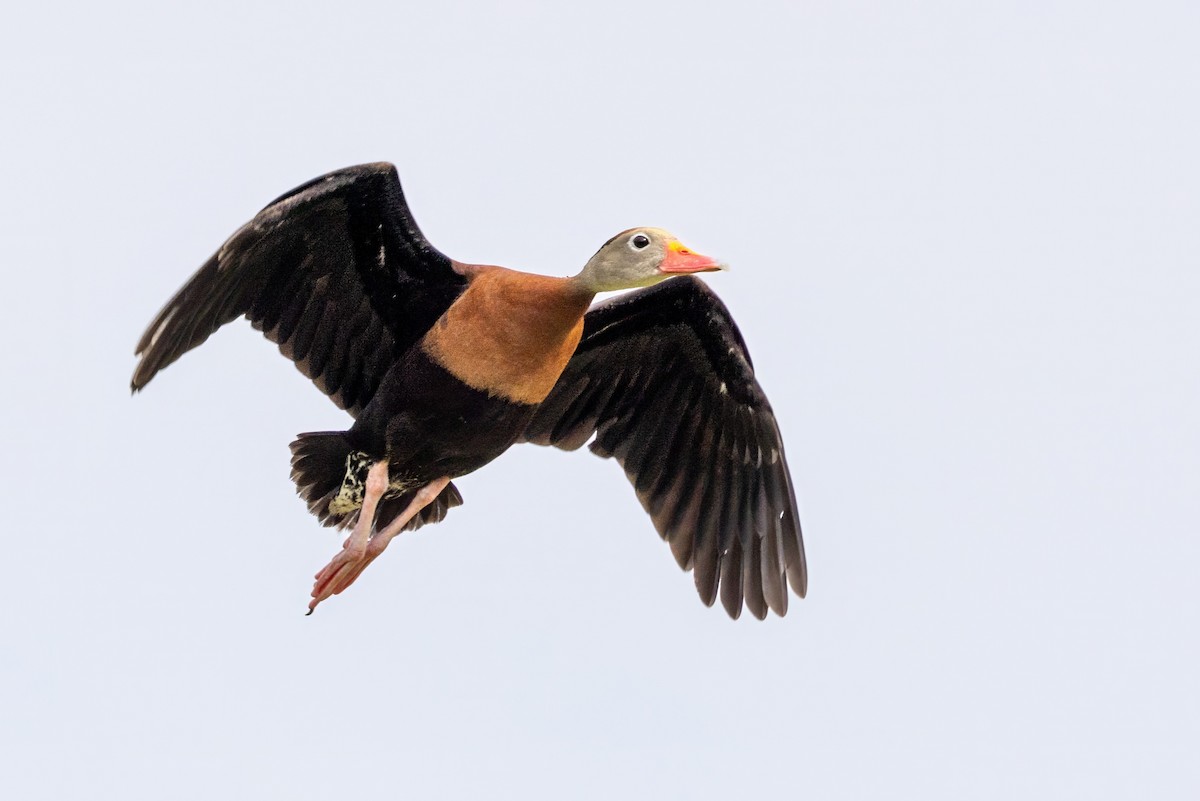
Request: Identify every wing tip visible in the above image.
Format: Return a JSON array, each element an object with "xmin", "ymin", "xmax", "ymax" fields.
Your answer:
[
  {"xmin": 129, "ymin": 361, "xmax": 153, "ymax": 394},
  {"xmin": 790, "ymin": 566, "xmax": 808, "ymax": 599}
]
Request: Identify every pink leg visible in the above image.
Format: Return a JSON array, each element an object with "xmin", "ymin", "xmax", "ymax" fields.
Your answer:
[
  {"xmin": 307, "ymin": 461, "xmax": 389, "ymax": 614},
  {"xmin": 307, "ymin": 475, "xmax": 451, "ymax": 614},
  {"xmin": 329, "ymin": 477, "xmax": 451, "ymax": 592}
]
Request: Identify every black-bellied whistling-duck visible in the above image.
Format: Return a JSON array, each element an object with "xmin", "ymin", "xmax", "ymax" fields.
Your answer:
[{"xmin": 132, "ymin": 163, "xmax": 805, "ymax": 619}]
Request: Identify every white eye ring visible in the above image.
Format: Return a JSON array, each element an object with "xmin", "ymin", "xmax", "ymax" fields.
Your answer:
[{"xmin": 628, "ymin": 233, "xmax": 651, "ymax": 251}]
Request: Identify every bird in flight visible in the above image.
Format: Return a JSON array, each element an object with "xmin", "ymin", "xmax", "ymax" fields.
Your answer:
[{"xmin": 131, "ymin": 163, "xmax": 805, "ymax": 618}]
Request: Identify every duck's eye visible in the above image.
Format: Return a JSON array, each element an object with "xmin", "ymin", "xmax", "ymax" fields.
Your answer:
[{"xmin": 630, "ymin": 234, "xmax": 651, "ymax": 250}]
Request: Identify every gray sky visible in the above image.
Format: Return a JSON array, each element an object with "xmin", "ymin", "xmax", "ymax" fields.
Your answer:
[{"xmin": 3, "ymin": 2, "xmax": 1198, "ymax": 798}]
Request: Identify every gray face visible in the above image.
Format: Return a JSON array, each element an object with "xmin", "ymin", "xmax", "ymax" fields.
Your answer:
[{"xmin": 578, "ymin": 227, "xmax": 678, "ymax": 292}]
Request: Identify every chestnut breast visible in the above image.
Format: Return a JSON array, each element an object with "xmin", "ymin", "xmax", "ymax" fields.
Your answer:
[{"xmin": 420, "ymin": 268, "xmax": 592, "ymax": 405}]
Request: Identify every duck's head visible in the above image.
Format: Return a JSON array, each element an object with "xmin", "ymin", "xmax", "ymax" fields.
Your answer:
[{"xmin": 574, "ymin": 227, "xmax": 725, "ymax": 293}]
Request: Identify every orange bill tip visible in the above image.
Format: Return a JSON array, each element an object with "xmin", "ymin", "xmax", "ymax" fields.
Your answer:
[{"xmin": 660, "ymin": 240, "xmax": 727, "ymax": 274}]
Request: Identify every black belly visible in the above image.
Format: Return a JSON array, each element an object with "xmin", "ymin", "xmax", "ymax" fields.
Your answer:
[{"xmin": 347, "ymin": 347, "xmax": 538, "ymax": 486}]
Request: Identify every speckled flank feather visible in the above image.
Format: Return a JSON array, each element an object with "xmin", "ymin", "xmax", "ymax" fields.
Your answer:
[{"xmin": 289, "ymin": 431, "xmax": 462, "ymax": 532}]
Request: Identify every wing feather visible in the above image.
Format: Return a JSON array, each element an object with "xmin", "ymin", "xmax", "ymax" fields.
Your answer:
[
  {"xmin": 132, "ymin": 163, "xmax": 468, "ymax": 417},
  {"xmin": 743, "ymin": 533, "xmax": 768, "ymax": 620},
  {"xmin": 523, "ymin": 276, "xmax": 806, "ymax": 618},
  {"xmin": 719, "ymin": 537, "xmax": 745, "ymax": 619}
]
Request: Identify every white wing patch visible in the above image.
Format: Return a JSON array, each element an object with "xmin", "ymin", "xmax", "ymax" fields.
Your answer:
[{"xmin": 146, "ymin": 306, "xmax": 180, "ymax": 350}]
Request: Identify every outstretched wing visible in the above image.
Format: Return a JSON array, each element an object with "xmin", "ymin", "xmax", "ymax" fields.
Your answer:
[
  {"xmin": 131, "ymin": 163, "xmax": 468, "ymax": 417},
  {"xmin": 522, "ymin": 277, "xmax": 805, "ymax": 619}
]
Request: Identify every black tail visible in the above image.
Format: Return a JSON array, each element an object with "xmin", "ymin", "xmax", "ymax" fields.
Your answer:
[
  {"xmin": 290, "ymin": 431, "xmax": 354, "ymax": 527},
  {"xmin": 289, "ymin": 431, "xmax": 464, "ymax": 531}
]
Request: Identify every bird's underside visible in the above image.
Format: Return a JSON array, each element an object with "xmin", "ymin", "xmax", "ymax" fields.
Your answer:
[{"xmin": 132, "ymin": 162, "xmax": 807, "ymax": 619}]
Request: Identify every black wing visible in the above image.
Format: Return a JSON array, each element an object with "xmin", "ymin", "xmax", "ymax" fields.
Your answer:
[
  {"xmin": 131, "ymin": 163, "xmax": 468, "ymax": 417},
  {"xmin": 522, "ymin": 277, "xmax": 806, "ymax": 619}
]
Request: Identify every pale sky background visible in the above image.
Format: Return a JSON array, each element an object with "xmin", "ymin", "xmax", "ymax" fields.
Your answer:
[{"xmin": 2, "ymin": 2, "xmax": 1198, "ymax": 799}]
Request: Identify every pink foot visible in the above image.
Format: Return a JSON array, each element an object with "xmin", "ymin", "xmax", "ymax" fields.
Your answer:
[
  {"xmin": 306, "ymin": 533, "xmax": 394, "ymax": 613},
  {"xmin": 305, "ymin": 474, "xmax": 451, "ymax": 615},
  {"xmin": 307, "ymin": 543, "xmax": 374, "ymax": 613},
  {"xmin": 306, "ymin": 461, "xmax": 390, "ymax": 615}
]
